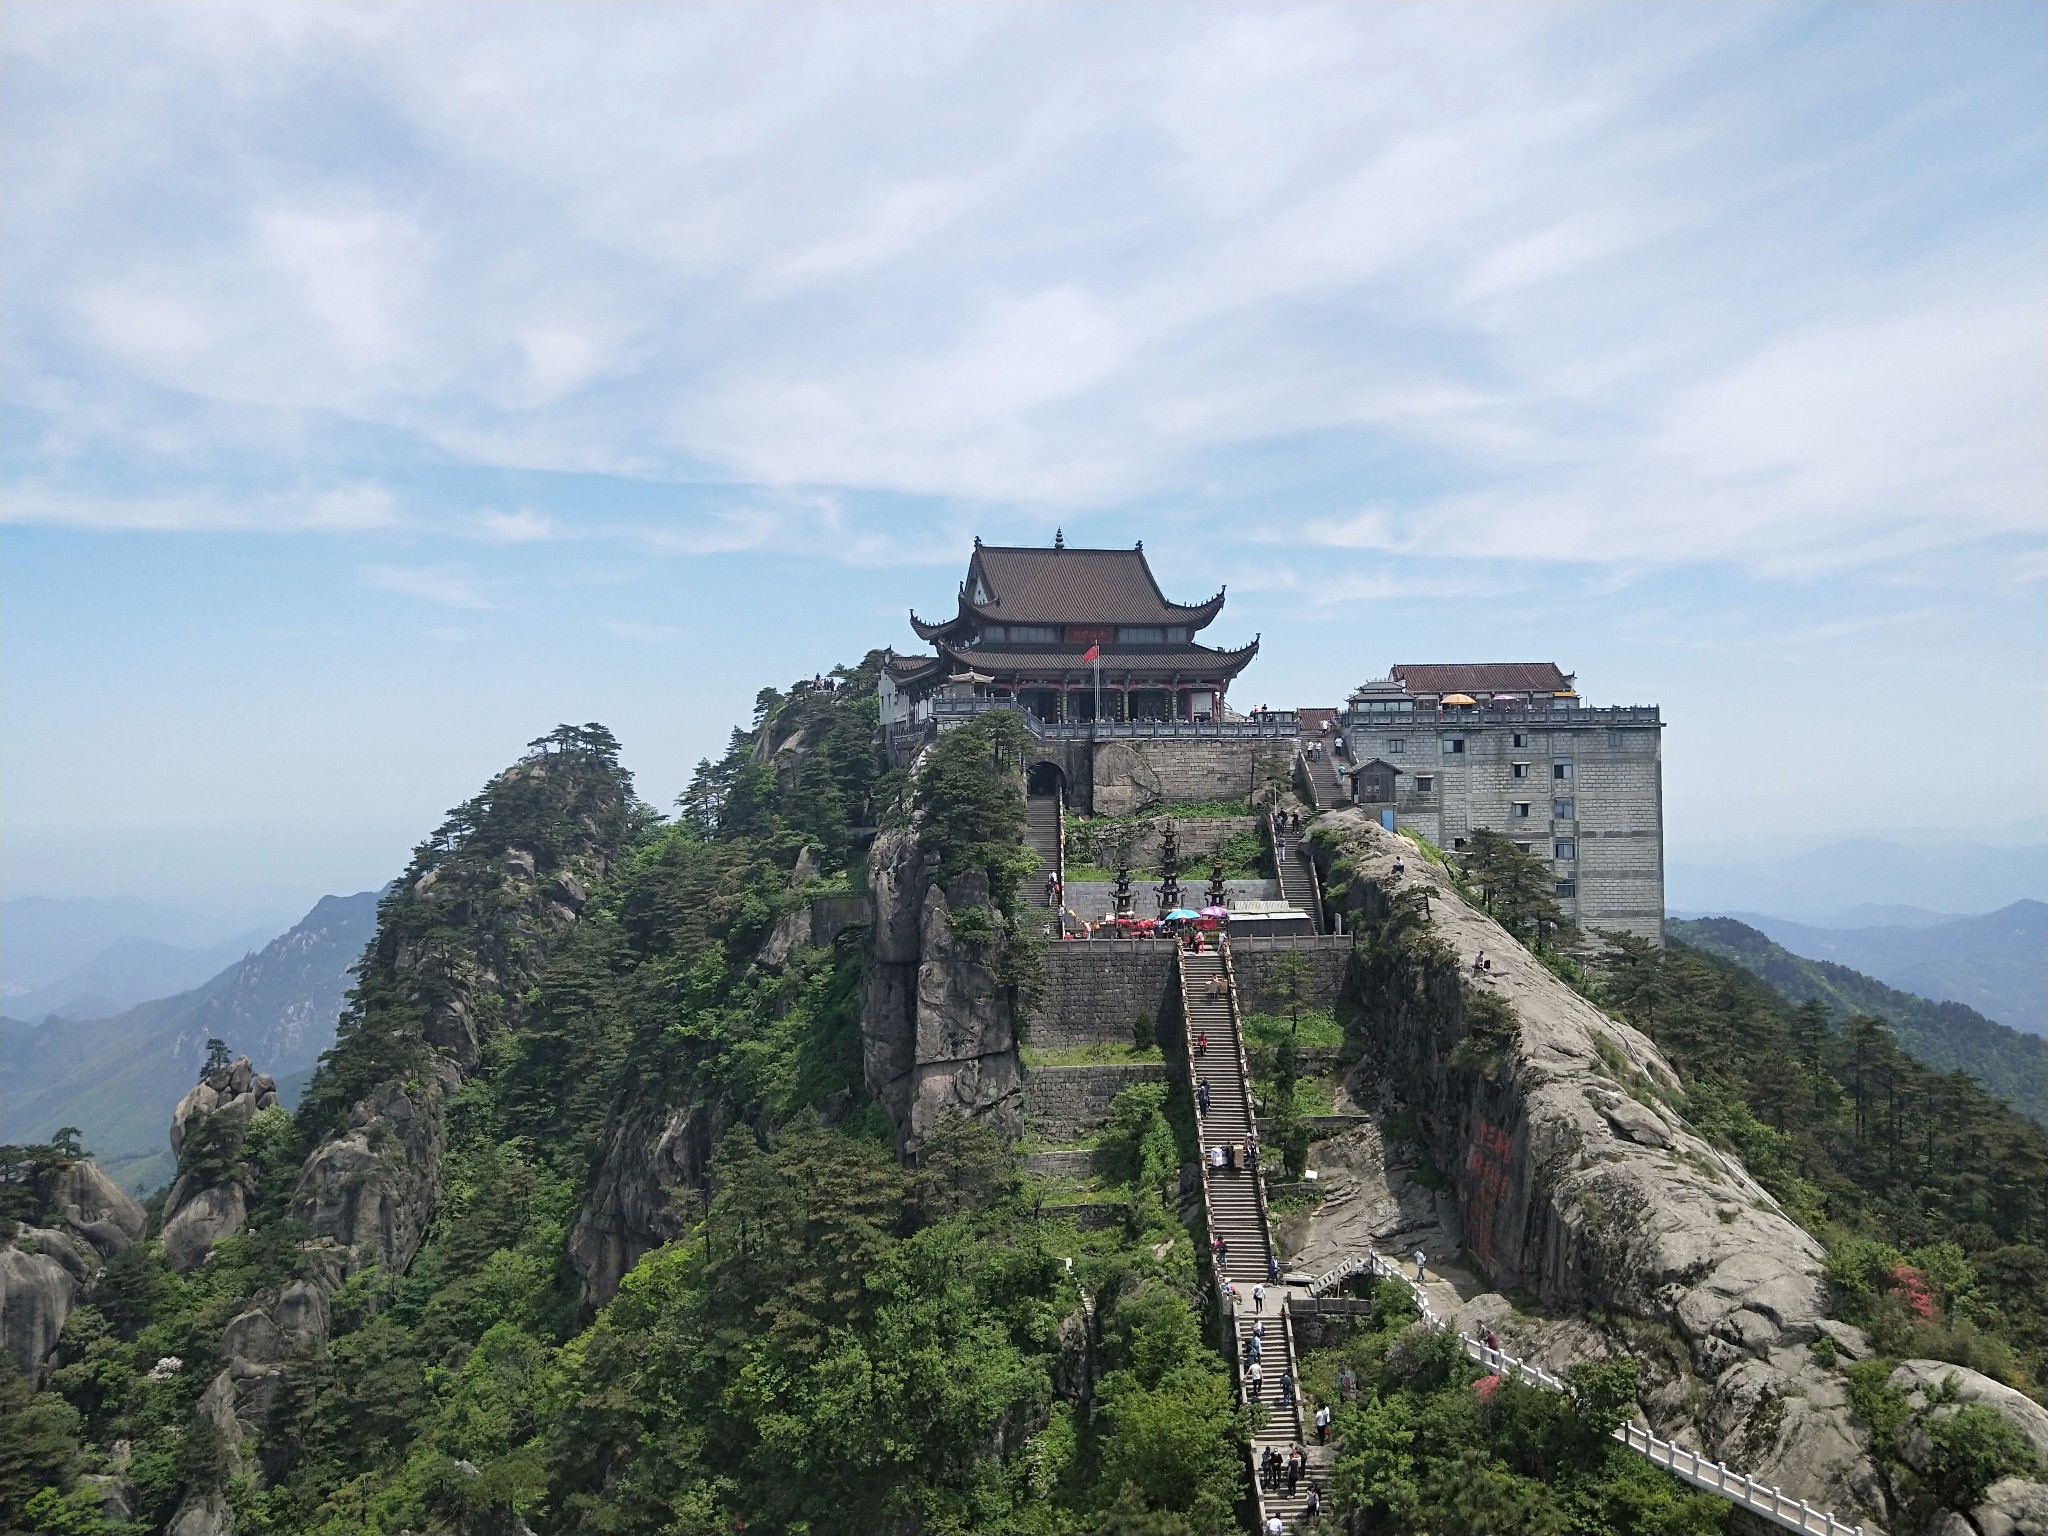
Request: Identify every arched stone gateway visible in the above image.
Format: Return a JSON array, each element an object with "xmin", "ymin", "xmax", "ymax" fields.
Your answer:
[{"xmin": 1026, "ymin": 760, "xmax": 1066, "ymax": 798}]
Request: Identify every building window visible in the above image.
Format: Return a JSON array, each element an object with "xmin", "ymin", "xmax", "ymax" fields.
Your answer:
[
  {"xmin": 1607, "ymin": 729, "xmax": 1626, "ymax": 748},
  {"xmin": 1513, "ymin": 802, "xmax": 1531, "ymax": 818},
  {"xmin": 1553, "ymin": 798, "xmax": 1575, "ymax": 820},
  {"xmin": 1443, "ymin": 738, "xmax": 1465, "ymax": 755},
  {"xmin": 1555, "ymin": 839, "xmax": 1577, "ymax": 860},
  {"xmin": 1008, "ymin": 624, "xmax": 1058, "ymax": 643},
  {"xmin": 1116, "ymin": 625, "xmax": 1165, "ymax": 644},
  {"xmin": 1514, "ymin": 841, "xmax": 1532, "ymax": 853},
  {"xmin": 1553, "ymin": 760, "xmax": 1573, "ymax": 780},
  {"xmin": 1165, "ymin": 626, "xmax": 1188, "ymax": 643},
  {"xmin": 1387, "ymin": 738, "xmax": 1404, "ymax": 754},
  {"xmin": 1555, "ymin": 878, "xmax": 1578, "ymax": 897},
  {"xmin": 1512, "ymin": 733, "xmax": 1528, "ymax": 748},
  {"xmin": 1511, "ymin": 761, "xmax": 1529, "ymax": 779},
  {"xmin": 1452, "ymin": 837, "xmax": 1467, "ymax": 850},
  {"xmin": 1416, "ymin": 775, "xmax": 1435, "ymax": 792}
]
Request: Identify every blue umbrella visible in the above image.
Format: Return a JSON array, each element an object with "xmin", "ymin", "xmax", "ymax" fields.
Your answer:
[{"xmin": 1164, "ymin": 908, "xmax": 1200, "ymax": 921}]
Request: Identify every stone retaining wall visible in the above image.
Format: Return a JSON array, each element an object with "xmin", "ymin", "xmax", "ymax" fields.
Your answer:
[
  {"xmin": 1091, "ymin": 739, "xmax": 1296, "ymax": 816},
  {"xmin": 1065, "ymin": 816, "xmax": 1261, "ymax": 867},
  {"xmin": 1024, "ymin": 1063, "xmax": 1170, "ymax": 1142},
  {"xmin": 1024, "ymin": 1149, "xmax": 1106, "ymax": 1178},
  {"xmin": 1230, "ymin": 937, "xmax": 1350, "ymax": 1015},
  {"xmin": 1033, "ymin": 943, "xmax": 1179, "ymax": 1049}
]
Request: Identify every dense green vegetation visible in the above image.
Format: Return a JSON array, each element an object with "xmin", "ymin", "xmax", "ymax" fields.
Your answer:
[
  {"xmin": 1669, "ymin": 917, "xmax": 2045, "ymax": 1126},
  {"xmin": 1305, "ymin": 1278, "xmax": 1728, "ymax": 1535},
  {"xmin": 11, "ymin": 666, "xmax": 1250, "ymax": 1536},
  {"xmin": 1596, "ymin": 932, "xmax": 2048, "ymax": 1392}
]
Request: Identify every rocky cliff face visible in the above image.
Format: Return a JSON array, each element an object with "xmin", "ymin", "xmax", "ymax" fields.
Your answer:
[
  {"xmin": 0, "ymin": 1158, "xmax": 144, "ymax": 1377},
  {"xmin": 1306, "ymin": 809, "xmax": 1895, "ymax": 1528},
  {"xmin": 862, "ymin": 825, "xmax": 1022, "ymax": 1154},
  {"xmin": 567, "ymin": 1094, "xmax": 723, "ymax": 1309}
]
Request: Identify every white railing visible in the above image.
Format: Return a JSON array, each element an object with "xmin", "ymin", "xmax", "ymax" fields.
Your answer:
[{"xmin": 1308, "ymin": 1249, "xmax": 1868, "ymax": 1536}]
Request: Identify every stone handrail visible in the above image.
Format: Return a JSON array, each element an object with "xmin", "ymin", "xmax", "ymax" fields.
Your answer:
[{"xmin": 1306, "ymin": 1249, "xmax": 1868, "ymax": 1536}]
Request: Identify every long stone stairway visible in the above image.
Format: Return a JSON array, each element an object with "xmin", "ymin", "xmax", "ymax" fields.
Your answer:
[
  {"xmin": 1267, "ymin": 810, "xmax": 1324, "ymax": 935},
  {"xmin": 1295, "ymin": 730, "xmax": 1346, "ymax": 812},
  {"xmin": 1180, "ymin": 945, "xmax": 1318, "ymax": 1528},
  {"xmin": 1025, "ymin": 794, "xmax": 1062, "ymax": 909}
]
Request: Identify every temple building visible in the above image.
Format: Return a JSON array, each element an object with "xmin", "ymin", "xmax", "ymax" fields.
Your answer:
[{"xmin": 879, "ymin": 535, "xmax": 1259, "ymax": 729}]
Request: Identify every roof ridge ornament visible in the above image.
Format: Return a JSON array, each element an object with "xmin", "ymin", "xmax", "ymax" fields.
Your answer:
[{"xmin": 1054, "ymin": 528, "xmax": 1064, "ymax": 549}]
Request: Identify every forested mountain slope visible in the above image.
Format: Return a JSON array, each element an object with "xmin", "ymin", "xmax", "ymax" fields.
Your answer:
[
  {"xmin": 1671, "ymin": 916, "xmax": 2045, "ymax": 1124},
  {"xmin": 0, "ymin": 676, "xmax": 1249, "ymax": 1536}
]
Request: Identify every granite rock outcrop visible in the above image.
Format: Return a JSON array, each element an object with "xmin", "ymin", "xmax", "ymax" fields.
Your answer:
[
  {"xmin": 1305, "ymin": 808, "xmax": 1894, "ymax": 1529},
  {"xmin": 0, "ymin": 1156, "xmax": 145, "ymax": 1377},
  {"xmin": 861, "ymin": 824, "xmax": 1023, "ymax": 1153},
  {"xmin": 160, "ymin": 1055, "xmax": 278, "ymax": 1271}
]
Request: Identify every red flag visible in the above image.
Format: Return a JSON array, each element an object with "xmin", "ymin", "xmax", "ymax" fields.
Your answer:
[{"xmin": 1082, "ymin": 644, "xmax": 1100, "ymax": 663}]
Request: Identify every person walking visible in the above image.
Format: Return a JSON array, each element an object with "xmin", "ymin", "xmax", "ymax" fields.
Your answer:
[
  {"xmin": 1252, "ymin": 1282, "xmax": 1265, "ymax": 1313},
  {"xmin": 1315, "ymin": 1402, "xmax": 1331, "ymax": 1444},
  {"xmin": 1267, "ymin": 1254, "xmax": 1280, "ymax": 1283},
  {"xmin": 1247, "ymin": 1332, "xmax": 1261, "ymax": 1362},
  {"xmin": 1197, "ymin": 1079, "xmax": 1211, "ymax": 1114},
  {"xmin": 1286, "ymin": 1447, "xmax": 1302, "ymax": 1496},
  {"xmin": 1412, "ymin": 1248, "xmax": 1427, "ymax": 1283},
  {"xmin": 1305, "ymin": 1484, "xmax": 1322, "ymax": 1519},
  {"xmin": 1247, "ymin": 1360, "xmax": 1262, "ymax": 1399}
]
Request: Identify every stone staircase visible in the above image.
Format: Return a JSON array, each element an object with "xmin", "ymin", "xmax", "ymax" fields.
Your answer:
[
  {"xmin": 1294, "ymin": 730, "xmax": 1347, "ymax": 812},
  {"xmin": 1179, "ymin": 944, "xmax": 1319, "ymax": 1528},
  {"xmin": 1267, "ymin": 810, "xmax": 1324, "ymax": 935},
  {"xmin": 1025, "ymin": 793, "xmax": 1062, "ymax": 908}
]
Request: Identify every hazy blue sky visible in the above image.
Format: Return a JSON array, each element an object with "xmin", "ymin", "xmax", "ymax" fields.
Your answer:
[{"xmin": 4, "ymin": 2, "xmax": 2043, "ymax": 913}]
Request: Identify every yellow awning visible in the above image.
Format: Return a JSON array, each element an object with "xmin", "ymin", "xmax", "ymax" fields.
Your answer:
[
  {"xmin": 1552, "ymin": 690, "xmax": 1578, "ymax": 699},
  {"xmin": 1441, "ymin": 692, "xmax": 1477, "ymax": 706}
]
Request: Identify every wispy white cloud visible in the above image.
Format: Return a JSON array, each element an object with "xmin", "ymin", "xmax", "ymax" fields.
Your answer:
[
  {"xmin": 363, "ymin": 564, "xmax": 492, "ymax": 609},
  {"xmin": 1, "ymin": 483, "xmax": 399, "ymax": 532},
  {"xmin": 475, "ymin": 508, "xmax": 555, "ymax": 542},
  {"xmin": 1, "ymin": 2, "xmax": 2040, "ymax": 582}
]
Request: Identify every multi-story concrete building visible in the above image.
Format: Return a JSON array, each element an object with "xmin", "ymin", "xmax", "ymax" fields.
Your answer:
[{"xmin": 1342, "ymin": 663, "xmax": 1664, "ymax": 941}]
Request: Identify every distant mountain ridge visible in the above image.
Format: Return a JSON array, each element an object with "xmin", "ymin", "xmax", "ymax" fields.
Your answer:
[
  {"xmin": 0, "ymin": 889, "xmax": 383, "ymax": 1192},
  {"xmin": 2, "ymin": 927, "xmax": 278, "ymax": 1022},
  {"xmin": 1669, "ymin": 916, "xmax": 2046, "ymax": 1126},
  {"xmin": 1697, "ymin": 901, "xmax": 2045, "ymax": 1037},
  {"xmin": 1666, "ymin": 836, "xmax": 2046, "ymax": 921}
]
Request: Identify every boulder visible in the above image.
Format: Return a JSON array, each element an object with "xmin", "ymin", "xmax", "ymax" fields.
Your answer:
[
  {"xmin": 168, "ymin": 1488, "xmax": 235, "ymax": 1536},
  {"xmin": 1974, "ymin": 1475, "xmax": 2048, "ymax": 1536},
  {"xmin": 160, "ymin": 1184, "xmax": 248, "ymax": 1273},
  {"xmin": 46, "ymin": 1160, "xmax": 147, "ymax": 1260},
  {"xmin": 1890, "ymin": 1360, "xmax": 2048, "ymax": 1466},
  {"xmin": 0, "ymin": 1232, "xmax": 85, "ymax": 1376}
]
